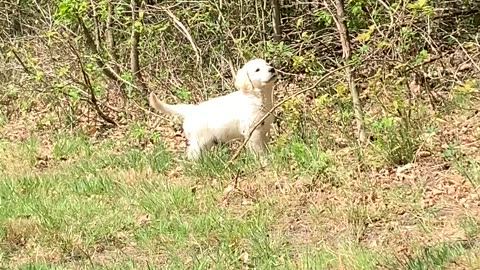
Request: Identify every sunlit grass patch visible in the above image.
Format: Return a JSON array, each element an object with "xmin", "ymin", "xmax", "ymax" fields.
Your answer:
[
  {"xmin": 269, "ymin": 134, "xmax": 333, "ymax": 177},
  {"xmin": 183, "ymin": 144, "xmax": 261, "ymax": 180}
]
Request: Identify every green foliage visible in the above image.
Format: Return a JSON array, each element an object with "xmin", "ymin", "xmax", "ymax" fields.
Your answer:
[
  {"xmin": 184, "ymin": 145, "xmax": 260, "ymax": 180},
  {"xmin": 108, "ymin": 145, "xmax": 172, "ymax": 173},
  {"xmin": 412, "ymin": 49, "xmax": 429, "ymax": 66},
  {"xmin": 407, "ymin": 0, "xmax": 434, "ymax": 16},
  {"xmin": 457, "ymin": 159, "xmax": 480, "ymax": 187},
  {"xmin": 128, "ymin": 122, "xmax": 148, "ymax": 142},
  {"xmin": 19, "ymin": 138, "xmax": 41, "ymax": 167},
  {"xmin": 52, "ymin": 132, "xmax": 92, "ymax": 160},
  {"xmin": 272, "ymin": 134, "xmax": 332, "ymax": 176},
  {"xmin": 443, "ymin": 146, "xmax": 480, "ymax": 188},
  {"xmin": 455, "ymin": 79, "xmax": 479, "ymax": 95},
  {"xmin": 264, "ymin": 41, "xmax": 294, "ymax": 68},
  {"xmin": 347, "ymin": 0, "xmax": 371, "ymax": 31},
  {"xmin": 120, "ymin": 71, "xmax": 135, "ymax": 97},
  {"xmin": 64, "ymin": 86, "xmax": 81, "ymax": 105},
  {"xmin": 369, "ymin": 116, "xmax": 421, "ymax": 166},
  {"xmin": 314, "ymin": 10, "xmax": 333, "ymax": 27},
  {"xmin": 281, "ymin": 98, "xmax": 304, "ymax": 133},
  {"xmin": 355, "ymin": 25, "xmax": 376, "ymax": 44},
  {"xmin": 173, "ymin": 86, "xmax": 192, "ymax": 102},
  {"xmin": 401, "ymin": 242, "xmax": 466, "ymax": 270},
  {"xmin": 460, "ymin": 216, "xmax": 480, "ymax": 240},
  {"xmin": 55, "ymin": 0, "xmax": 90, "ymax": 25},
  {"xmin": 1, "ymin": 0, "xmax": 480, "ymax": 267}
]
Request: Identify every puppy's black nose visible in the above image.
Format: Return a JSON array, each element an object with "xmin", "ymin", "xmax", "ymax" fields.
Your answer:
[{"xmin": 269, "ymin": 67, "xmax": 275, "ymax": 73}]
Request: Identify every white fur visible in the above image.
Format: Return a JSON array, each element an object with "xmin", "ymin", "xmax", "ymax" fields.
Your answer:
[{"xmin": 149, "ymin": 58, "xmax": 277, "ymax": 160}]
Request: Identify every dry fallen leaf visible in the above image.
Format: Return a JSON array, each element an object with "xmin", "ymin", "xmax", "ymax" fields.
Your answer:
[
  {"xmin": 396, "ymin": 163, "xmax": 414, "ymax": 174},
  {"xmin": 136, "ymin": 214, "xmax": 152, "ymax": 226},
  {"xmin": 241, "ymin": 199, "xmax": 253, "ymax": 205},
  {"xmin": 417, "ymin": 151, "xmax": 431, "ymax": 158},
  {"xmin": 239, "ymin": 251, "xmax": 249, "ymax": 264},
  {"xmin": 223, "ymin": 183, "xmax": 236, "ymax": 197}
]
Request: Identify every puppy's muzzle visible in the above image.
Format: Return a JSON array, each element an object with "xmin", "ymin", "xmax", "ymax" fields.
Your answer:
[{"xmin": 265, "ymin": 67, "xmax": 277, "ymax": 83}]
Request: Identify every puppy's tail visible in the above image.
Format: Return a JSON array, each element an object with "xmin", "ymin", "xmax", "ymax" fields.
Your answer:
[{"xmin": 149, "ymin": 92, "xmax": 194, "ymax": 119}]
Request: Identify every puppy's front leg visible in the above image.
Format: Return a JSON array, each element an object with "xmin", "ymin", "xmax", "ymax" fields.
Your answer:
[
  {"xmin": 246, "ymin": 130, "xmax": 268, "ymax": 156},
  {"xmin": 246, "ymin": 130, "xmax": 270, "ymax": 167}
]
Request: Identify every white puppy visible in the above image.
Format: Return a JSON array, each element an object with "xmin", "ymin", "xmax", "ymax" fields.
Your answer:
[{"xmin": 149, "ymin": 58, "xmax": 278, "ymax": 160}]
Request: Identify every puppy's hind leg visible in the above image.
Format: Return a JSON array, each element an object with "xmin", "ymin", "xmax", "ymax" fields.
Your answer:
[{"xmin": 186, "ymin": 137, "xmax": 217, "ymax": 161}]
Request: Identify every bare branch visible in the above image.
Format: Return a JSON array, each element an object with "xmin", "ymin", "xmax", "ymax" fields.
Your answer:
[
  {"xmin": 66, "ymin": 39, "xmax": 118, "ymax": 126},
  {"xmin": 75, "ymin": 15, "xmax": 125, "ymax": 92},
  {"xmin": 162, "ymin": 8, "xmax": 201, "ymax": 66}
]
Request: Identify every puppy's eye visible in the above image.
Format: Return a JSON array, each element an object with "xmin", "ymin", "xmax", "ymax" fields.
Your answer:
[{"xmin": 255, "ymin": 68, "xmax": 260, "ymax": 72}]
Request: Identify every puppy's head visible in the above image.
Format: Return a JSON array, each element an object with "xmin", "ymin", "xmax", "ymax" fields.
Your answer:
[{"xmin": 235, "ymin": 58, "xmax": 277, "ymax": 93}]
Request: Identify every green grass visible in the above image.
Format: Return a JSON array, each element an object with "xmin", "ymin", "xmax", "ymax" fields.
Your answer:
[
  {"xmin": 0, "ymin": 131, "xmax": 479, "ymax": 269},
  {"xmin": 442, "ymin": 143, "xmax": 480, "ymax": 188},
  {"xmin": 397, "ymin": 242, "xmax": 468, "ymax": 270},
  {"xmin": 183, "ymin": 144, "xmax": 261, "ymax": 180}
]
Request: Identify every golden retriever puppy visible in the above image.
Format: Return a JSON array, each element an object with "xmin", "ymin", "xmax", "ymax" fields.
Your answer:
[{"xmin": 149, "ymin": 58, "xmax": 277, "ymax": 160}]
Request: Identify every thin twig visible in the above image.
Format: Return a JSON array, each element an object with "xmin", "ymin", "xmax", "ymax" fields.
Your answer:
[
  {"xmin": 10, "ymin": 49, "xmax": 31, "ymax": 73},
  {"xmin": 226, "ymin": 63, "xmax": 355, "ymax": 167},
  {"xmin": 450, "ymin": 35, "xmax": 480, "ymax": 73},
  {"xmin": 162, "ymin": 8, "xmax": 201, "ymax": 66}
]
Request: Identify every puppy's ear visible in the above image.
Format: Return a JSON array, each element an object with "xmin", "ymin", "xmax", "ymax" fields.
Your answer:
[{"xmin": 234, "ymin": 67, "xmax": 253, "ymax": 93}]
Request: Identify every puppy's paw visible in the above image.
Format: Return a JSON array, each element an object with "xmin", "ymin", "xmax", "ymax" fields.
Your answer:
[{"xmin": 259, "ymin": 156, "xmax": 269, "ymax": 169}]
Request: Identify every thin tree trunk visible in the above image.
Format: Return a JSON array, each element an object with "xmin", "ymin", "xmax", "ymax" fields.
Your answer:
[
  {"xmin": 106, "ymin": 0, "xmax": 119, "ymax": 74},
  {"xmin": 89, "ymin": 0, "xmax": 101, "ymax": 52},
  {"xmin": 332, "ymin": 0, "xmax": 366, "ymax": 143},
  {"xmin": 271, "ymin": 0, "xmax": 282, "ymax": 41},
  {"xmin": 130, "ymin": 0, "xmax": 148, "ymax": 95},
  {"xmin": 105, "ymin": 0, "xmax": 127, "ymax": 102}
]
